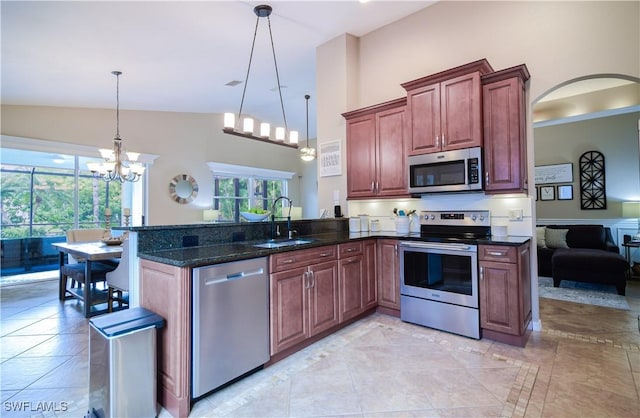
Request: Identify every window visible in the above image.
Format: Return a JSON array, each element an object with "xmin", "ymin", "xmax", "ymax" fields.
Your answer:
[
  {"xmin": 1, "ymin": 149, "xmax": 122, "ymax": 238},
  {"xmin": 208, "ymin": 162, "xmax": 294, "ymax": 222}
]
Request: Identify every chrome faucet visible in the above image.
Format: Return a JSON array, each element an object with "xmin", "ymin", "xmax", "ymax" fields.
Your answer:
[{"xmin": 271, "ymin": 196, "xmax": 293, "ymax": 240}]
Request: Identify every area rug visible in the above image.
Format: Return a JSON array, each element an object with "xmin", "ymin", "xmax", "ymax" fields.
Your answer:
[{"xmin": 538, "ymin": 277, "xmax": 629, "ymax": 310}]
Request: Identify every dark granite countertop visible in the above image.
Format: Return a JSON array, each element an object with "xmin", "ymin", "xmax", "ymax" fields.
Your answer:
[{"xmin": 137, "ymin": 231, "xmax": 531, "ymax": 268}]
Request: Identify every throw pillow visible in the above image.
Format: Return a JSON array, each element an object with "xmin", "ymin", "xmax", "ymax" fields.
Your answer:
[
  {"xmin": 545, "ymin": 228, "xmax": 569, "ymax": 249},
  {"xmin": 536, "ymin": 226, "xmax": 547, "ymax": 248}
]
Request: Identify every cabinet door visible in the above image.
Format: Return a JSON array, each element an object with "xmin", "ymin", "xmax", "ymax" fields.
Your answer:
[
  {"xmin": 407, "ymin": 83, "xmax": 441, "ymax": 155},
  {"xmin": 377, "ymin": 239, "xmax": 400, "ymax": 310},
  {"xmin": 483, "ymin": 76, "xmax": 526, "ymax": 192},
  {"xmin": 376, "ymin": 106, "xmax": 409, "ymax": 196},
  {"xmin": 363, "ymin": 240, "xmax": 378, "ymax": 309},
  {"xmin": 346, "ymin": 115, "xmax": 377, "ymax": 198},
  {"xmin": 479, "ymin": 260, "xmax": 519, "ymax": 334},
  {"xmin": 270, "ymin": 267, "xmax": 309, "ymax": 355},
  {"xmin": 339, "ymin": 254, "xmax": 364, "ymax": 322},
  {"xmin": 441, "ymin": 72, "xmax": 483, "ymax": 151},
  {"xmin": 308, "ymin": 260, "xmax": 340, "ymax": 336}
]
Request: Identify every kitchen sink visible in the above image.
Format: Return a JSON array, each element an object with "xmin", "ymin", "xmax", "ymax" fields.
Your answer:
[{"xmin": 252, "ymin": 239, "xmax": 315, "ymax": 249}]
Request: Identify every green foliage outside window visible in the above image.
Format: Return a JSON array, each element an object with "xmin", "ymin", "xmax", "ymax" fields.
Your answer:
[
  {"xmin": 214, "ymin": 176, "xmax": 286, "ymax": 222},
  {"xmin": 1, "ymin": 165, "xmax": 121, "ymax": 239}
]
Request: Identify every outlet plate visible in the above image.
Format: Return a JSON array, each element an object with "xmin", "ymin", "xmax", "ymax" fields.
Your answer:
[{"xmin": 509, "ymin": 209, "xmax": 523, "ymax": 221}]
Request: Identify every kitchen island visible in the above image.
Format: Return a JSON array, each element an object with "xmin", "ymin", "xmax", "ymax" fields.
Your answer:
[{"xmin": 118, "ymin": 219, "xmax": 530, "ymax": 418}]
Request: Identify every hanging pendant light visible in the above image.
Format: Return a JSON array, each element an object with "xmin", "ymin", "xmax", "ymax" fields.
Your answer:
[
  {"xmin": 300, "ymin": 94, "xmax": 316, "ymax": 161},
  {"xmin": 222, "ymin": 4, "xmax": 298, "ymax": 148},
  {"xmin": 87, "ymin": 71, "xmax": 145, "ymax": 182}
]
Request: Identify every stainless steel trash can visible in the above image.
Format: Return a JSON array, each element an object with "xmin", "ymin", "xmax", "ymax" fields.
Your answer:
[{"xmin": 87, "ymin": 307, "xmax": 164, "ymax": 418}]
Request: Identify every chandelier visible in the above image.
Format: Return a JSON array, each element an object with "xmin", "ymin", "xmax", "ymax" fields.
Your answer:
[
  {"xmin": 300, "ymin": 94, "xmax": 316, "ymax": 161},
  {"xmin": 87, "ymin": 71, "xmax": 145, "ymax": 182},
  {"xmin": 222, "ymin": 4, "xmax": 298, "ymax": 148}
]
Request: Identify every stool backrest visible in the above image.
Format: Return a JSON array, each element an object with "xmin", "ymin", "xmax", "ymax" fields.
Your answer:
[{"xmin": 106, "ymin": 238, "xmax": 130, "ymax": 292}]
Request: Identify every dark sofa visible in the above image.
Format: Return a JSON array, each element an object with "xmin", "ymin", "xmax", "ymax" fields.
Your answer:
[{"xmin": 537, "ymin": 224, "xmax": 628, "ymax": 295}]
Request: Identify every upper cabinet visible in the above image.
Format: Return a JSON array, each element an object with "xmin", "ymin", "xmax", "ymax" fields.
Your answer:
[
  {"xmin": 343, "ymin": 98, "xmax": 410, "ymax": 199},
  {"xmin": 401, "ymin": 59, "xmax": 494, "ymax": 155},
  {"xmin": 482, "ymin": 64, "xmax": 530, "ymax": 194}
]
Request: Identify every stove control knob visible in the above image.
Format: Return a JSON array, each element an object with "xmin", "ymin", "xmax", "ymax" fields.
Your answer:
[
  {"xmin": 479, "ymin": 215, "xmax": 485, "ymax": 221},
  {"xmin": 429, "ymin": 215, "xmax": 435, "ymax": 220},
  {"xmin": 471, "ymin": 215, "xmax": 477, "ymax": 221}
]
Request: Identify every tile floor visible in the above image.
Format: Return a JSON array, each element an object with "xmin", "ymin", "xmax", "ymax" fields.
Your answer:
[{"xmin": 1, "ymin": 278, "xmax": 639, "ymax": 418}]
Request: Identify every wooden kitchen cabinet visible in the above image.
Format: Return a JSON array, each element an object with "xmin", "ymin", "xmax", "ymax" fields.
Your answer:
[
  {"xmin": 269, "ymin": 245, "xmax": 339, "ymax": 355},
  {"xmin": 139, "ymin": 259, "xmax": 191, "ymax": 418},
  {"xmin": 343, "ymin": 98, "xmax": 409, "ymax": 199},
  {"xmin": 338, "ymin": 240, "xmax": 377, "ymax": 322},
  {"xmin": 479, "ymin": 242, "xmax": 532, "ymax": 347},
  {"xmin": 482, "ymin": 64, "xmax": 530, "ymax": 193},
  {"xmin": 401, "ymin": 59, "xmax": 493, "ymax": 155},
  {"xmin": 376, "ymin": 239, "xmax": 401, "ymax": 314}
]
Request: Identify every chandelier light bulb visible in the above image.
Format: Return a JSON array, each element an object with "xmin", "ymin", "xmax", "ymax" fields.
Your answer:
[
  {"xmin": 224, "ymin": 113, "xmax": 235, "ymax": 129},
  {"xmin": 243, "ymin": 118, "xmax": 254, "ymax": 133},
  {"xmin": 260, "ymin": 122, "xmax": 270, "ymax": 137},
  {"xmin": 289, "ymin": 130, "xmax": 299, "ymax": 144},
  {"xmin": 275, "ymin": 127, "xmax": 285, "ymax": 141}
]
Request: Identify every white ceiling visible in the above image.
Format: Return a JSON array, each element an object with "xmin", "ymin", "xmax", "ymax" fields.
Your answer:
[{"xmin": 1, "ymin": 0, "xmax": 436, "ymax": 139}]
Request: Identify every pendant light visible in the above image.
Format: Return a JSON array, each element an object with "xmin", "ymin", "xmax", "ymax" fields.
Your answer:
[
  {"xmin": 222, "ymin": 4, "xmax": 298, "ymax": 148},
  {"xmin": 300, "ymin": 94, "xmax": 316, "ymax": 161},
  {"xmin": 87, "ymin": 71, "xmax": 145, "ymax": 182}
]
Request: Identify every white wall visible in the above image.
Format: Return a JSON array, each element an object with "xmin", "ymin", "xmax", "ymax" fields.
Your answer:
[{"xmin": 1, "ymin": 105, "xmax": 307, "ymax": 225}]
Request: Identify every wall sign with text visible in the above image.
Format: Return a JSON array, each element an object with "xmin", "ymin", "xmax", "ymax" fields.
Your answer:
[{"xmin": 534, "ymin": 163, "xmax": 573, "ymax": 184}]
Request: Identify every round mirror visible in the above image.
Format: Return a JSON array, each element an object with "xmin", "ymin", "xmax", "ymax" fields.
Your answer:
[{"xmin": 169, "ymin": 174, "xmax": 198, "ymax": 204}]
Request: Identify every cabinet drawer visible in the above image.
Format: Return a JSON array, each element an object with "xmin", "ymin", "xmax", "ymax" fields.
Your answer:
[
  {"xmin": 338, "ymin": 241, "xmax": 363, "ymax": 258},
  {"xmin": 270, "ymin": 245, "xmax": 337, "ymax": 272},
  {"xmin": 478, "ymin": 245, "xmax": 517, "ymax": 263}
]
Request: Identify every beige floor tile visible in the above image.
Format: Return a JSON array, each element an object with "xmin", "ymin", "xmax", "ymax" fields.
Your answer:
[
  {"xmin": 0, "ymin": 335, "xmax": 54, "ymax": 360},
  {"xmin": 0, "ymin": 355, "xmax": 71, "ymax": 390},
  {"xmin": 542, "ymin": 379, "xmax": 640, "ymax": 417}
]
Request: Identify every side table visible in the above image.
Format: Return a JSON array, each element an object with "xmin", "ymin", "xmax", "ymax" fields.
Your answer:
[{"xmin": 621, "ymin": 241, "xmax": 640, "ymax": 279}]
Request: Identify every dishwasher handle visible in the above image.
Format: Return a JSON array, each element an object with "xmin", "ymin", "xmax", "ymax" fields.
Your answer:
[{"xmin": 204, "ymin": 268, "xmax": 265, "ymax": 285}]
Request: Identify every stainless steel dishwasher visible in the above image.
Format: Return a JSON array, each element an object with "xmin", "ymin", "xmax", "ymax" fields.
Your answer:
[{"xmin": 192, "ymin": 257, "xmax": 270, "ymax": 399}]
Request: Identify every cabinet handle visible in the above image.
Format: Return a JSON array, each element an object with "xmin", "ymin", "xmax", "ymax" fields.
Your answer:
[
  {"xmin": 346, "ymin": 247, "xmax": 356, "ymax": 252},
  {"xmin": 309, "ymin": 270, "xmax": 316, "ymax": 288},
  {"xmin": 442, "ymin": 134, "xmax": 446, "ymax": 147},
  {"xmin": 435, "ymin": 135, "xmax": 439, "ymax": 148},
  {"xmin": 343, "ymin": 258, "xmax": 358, "ymax": 264},
  {"xmin": 480, "ymin": 266, "xmax": 484, "ymax": 281},
  {"xmin": 282, "ymin": 258, "xmax": 295, "ymax": 264},
  {"xmin": 371, "ymin": 181, "xmax": 375, "ymax": 192},
  {"xmin": 320, "ymin": 252, "xmax": 332, "ymax": 257},
  {"xmin": 487, "ymin": 251, "xmax": 505, "ymax": 256},
  {"xmin": 485, "ymin": 172, "xmax": 489, "ymax": 185}
]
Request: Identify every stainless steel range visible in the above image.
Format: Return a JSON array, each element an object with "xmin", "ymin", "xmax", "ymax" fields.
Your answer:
[{"xmin": 399, "ymin": 210, "xmax": 490, "ymax": 339}]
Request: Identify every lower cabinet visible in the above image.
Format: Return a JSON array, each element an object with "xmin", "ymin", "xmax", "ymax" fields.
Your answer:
[
  {"xmin": 376, "ymin": 239, "xmax": 401, "ymax": 313},
  {"xmin": 338, "ymin": 240, "xmax": 377, "ymax": 322},
  {"xmin": 479, "ymin": 242, "xmax": 532, "ymax": 346},
  {"xmin": 269, "ymin": 245, "xmax": 339, "ymax": 355}
]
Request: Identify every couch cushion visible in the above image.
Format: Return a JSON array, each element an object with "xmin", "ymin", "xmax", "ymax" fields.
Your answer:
[
  {"xmin": 565, "ymin": 225, "xmax": 606, "ymax": 249},
  {"xmin": 545, "ymin": 228, "xmax": 569, "ymax": 249},
  {"xmin": 536, "ymin": 226, "xmax": 547, "ymax": 248}
]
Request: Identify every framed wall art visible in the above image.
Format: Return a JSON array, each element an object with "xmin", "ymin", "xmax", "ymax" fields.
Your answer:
[
  {"xmin": 579, "ymin": 150, "xmax": 606, "ymax": 210},
  {"xmin": 319, "ymin": 140, "xmax": 342, "ymax": 177},
  {"xmin": 557, "ymin": 184, "xmax": 573, "ymax": 200},
  {"xmin": 540, "ymin": 185, "xmax": 555, "ymax": 201},
  {"xmin": 534, "ymin": 163, "xmax": 573, "ymax": 184}
]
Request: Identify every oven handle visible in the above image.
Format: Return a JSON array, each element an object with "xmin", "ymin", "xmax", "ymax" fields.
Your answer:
[{"xmin": 399, "ymin": 241, "xmax": 476, "ymax": 252}]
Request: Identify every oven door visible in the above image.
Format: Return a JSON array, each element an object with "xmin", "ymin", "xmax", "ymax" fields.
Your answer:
[{"xmin": 399, "ymin": 241, "xmax": 478, "ymax": 308}]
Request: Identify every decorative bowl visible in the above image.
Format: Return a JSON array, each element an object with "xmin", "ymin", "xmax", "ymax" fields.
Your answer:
[
  {"xmin": 101, "ymin": 237, "xmax": 123, "ymax": 246},
  {"xmin": 240, "ymin": 212, "xmax": 270, "ymax": 222}
]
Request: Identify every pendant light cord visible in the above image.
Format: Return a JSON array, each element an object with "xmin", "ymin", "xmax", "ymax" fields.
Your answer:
[
  {"xmin": 267, "ymin": 15, "xmax": 288, "ymax": 132},
  {"xmin": 236, "ymin": 7, "xmax": 288, "ymax": 132},
  {"xmin": 112, "ymin": 70, "xmax": 122, "ymax": 140},
  {"xmin": 305, "ymin": 94, "xmax": 310, "ymax": 147}
]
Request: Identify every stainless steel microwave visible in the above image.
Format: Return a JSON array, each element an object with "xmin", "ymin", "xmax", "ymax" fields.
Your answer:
[{"xmin": 407, "ymin": 147, "xmax": 482, "ymax": 194}]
